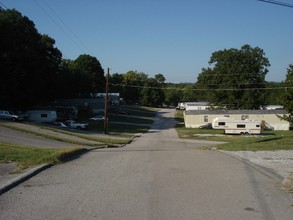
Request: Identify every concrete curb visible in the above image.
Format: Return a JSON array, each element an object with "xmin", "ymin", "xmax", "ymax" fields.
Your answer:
[{"xmin": 0, "ymin": 163, "xmax": 53, "ymax": 195}]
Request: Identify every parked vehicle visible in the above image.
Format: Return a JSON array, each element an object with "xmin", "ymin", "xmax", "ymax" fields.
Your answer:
[
  {"xmin": 0, "ymin": 110, "xmax": 24, "ymax": 121},
  {"xmin": 199, "ymin": 123, "xmax": 212, "ymax": 129},
  {"xmin": 89, "ymin": 115, "xmax": 105, "ymax": 121},
  {"xmin": 116, "ymin": 108, "xmax": 128, "ymax": 115},
  {"xmin": 53, "ymin": 121, "xmax": 68, "ymax": 127},
  {"xmin": 212, "ymin": 117, "xmax": 263, "ymax": 135},
  {"xmin": 65, "ymin": 120, "xmax": 88, "ymax": 129}
]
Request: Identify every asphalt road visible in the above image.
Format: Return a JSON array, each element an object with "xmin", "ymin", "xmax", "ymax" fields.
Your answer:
[{"xmin": 0, "ymin": 109, "xmax": 292, "ymax": 220}]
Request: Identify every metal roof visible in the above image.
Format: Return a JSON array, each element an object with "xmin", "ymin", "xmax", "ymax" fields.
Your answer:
[{"xmin": 184, "ymin": 109, "xmax": 289, "ymax": 115}]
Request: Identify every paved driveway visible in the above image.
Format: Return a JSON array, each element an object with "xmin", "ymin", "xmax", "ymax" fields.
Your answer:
[{"xmin": 0, "ymin": 109, "xmax": 292, "ymax": 220}]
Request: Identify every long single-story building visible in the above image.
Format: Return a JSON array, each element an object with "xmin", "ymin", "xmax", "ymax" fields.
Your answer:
[
  {"xmin": 178, "ymin": 101, "xmax": 211, "ymax": 110},
  {"xmin": 183, "ymin": 109, "xmax": 290, "ymax": 131}
]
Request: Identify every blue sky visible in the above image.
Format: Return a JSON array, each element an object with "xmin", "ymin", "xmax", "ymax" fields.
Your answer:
[{"xmin": 2, "ymin": 0, "xmax": 293, "ymax": 83}]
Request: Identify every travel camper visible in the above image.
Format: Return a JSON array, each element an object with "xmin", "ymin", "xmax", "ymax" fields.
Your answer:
[
  {"xmin": 212, "ymin": 117, "xmax": 262, "ymax": 134},
  {"xmin": 25, "ymin": 110, "xmax": 57, "ymax": 123}
]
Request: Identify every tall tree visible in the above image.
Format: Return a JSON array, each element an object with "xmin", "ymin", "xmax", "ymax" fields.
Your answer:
[
  {"xmin": 281, "ymin": 64, "xmax": 293, "ymax": 113},
  {"xmin": 140, "ymin": 78, "xmax": 165, "ymax": 107},
  {"xmin": 155, "ymin": 73, "xmax": 166, "ymax": 84},
  {"xmin": 109, "ymin": 73, "xmax": 124, "ymax": 93},
  {"xmin": 122, "ymin": 71, "xmax": 148, "ymax": 104},
  {"xmin": 0, "ymin": 9, "xmax": 62, "ymax": 108},
  {"xmin": 73, "ymin": 54, "xmax": 105, "ymax": 95},
  {"xmin": 195, "ymin": 44, "xmax": 270, "ymax": 109},
  {"xmin": 164, "ymin": 87, "xmax": 181, "ymax": 107}
]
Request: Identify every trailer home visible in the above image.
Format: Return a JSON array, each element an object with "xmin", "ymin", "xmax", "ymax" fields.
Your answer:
[
  {"xmin": 184, "ymin": 109, "xmax": 290, "ymax": 131},
  {"xmin": 212, "ymin": 117, "xmax": 262, "ymax": 134},
  {"xmin": 25, "ymin": 110, "xmax": 57, "ymax": 123}
]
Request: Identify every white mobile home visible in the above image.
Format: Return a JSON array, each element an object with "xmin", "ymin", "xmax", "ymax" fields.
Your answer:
[
  {"xmin": 185, "ymin": 102, "xmax": 212, "ymax": 111},
  {"xmin": 25, "ymin": 110, "xmax": 57, "ymax": 123},
  {"xmin": 184, "ymin": 109, "xmax": 290, "ymax": 131},
  {"xmin": 178, "ymin": 102, "xmax": 211, "ymax": 110},
  {"xmin": 212, "ymin": 117, "xmax": 262, "ymax": 134}
]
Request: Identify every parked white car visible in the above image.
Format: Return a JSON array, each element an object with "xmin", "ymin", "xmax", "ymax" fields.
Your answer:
[
  {"xmin": 89, "ymin": 115, "xmax": 105, "ymax": 121},
  {"xmin": 65, "ymin": 120, "xmax": 88, "ymax": 129},
  {"xmin": 0, "ymin": 110, "xmax": 24, "ymax": 121}
]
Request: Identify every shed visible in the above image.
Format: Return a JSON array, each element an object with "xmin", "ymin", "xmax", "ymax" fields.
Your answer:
[{"xmin": 183, "ymin": 109, "xmax": 290, "ymax": 131}]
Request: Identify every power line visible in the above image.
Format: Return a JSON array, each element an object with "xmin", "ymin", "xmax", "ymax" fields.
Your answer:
[
  {"xmin": 109, "ymin": 83, "xmax": 293, "ymax": 91},
  {"xmin": 0, "ymin": 1, "xmax": 8, "ymax": 9},
  {"xmin": 42, "ymin": 0, "xmax": 94, "ymax": 55},
  {"xmin": 257, "ymin": 0, "xmax": 293, "ymax": 8},
  {"xmin": 33, "ymin": 0, "xmax": 87, "ymax": 57}
]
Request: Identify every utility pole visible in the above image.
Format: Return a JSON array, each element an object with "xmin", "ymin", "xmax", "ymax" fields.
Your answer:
[{"xmin": 104, "ymin": 68, "xmax": 109, "ymax": 134}]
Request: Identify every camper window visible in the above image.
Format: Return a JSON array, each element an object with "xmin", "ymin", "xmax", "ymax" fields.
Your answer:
[
  {"xmin": 241, "ymin": 115, "xmax": 249, "ymax": 120},
  {"xmin": 237, "ymin": 124, "xmax": 246, "ymax": 128},
  {"xmin": 219, "ymin": 122, "xmax": 225, "ymax": 126},
  {"xmin": 204, "ymin": 116, "xmax": 208, "ymax": 122}
]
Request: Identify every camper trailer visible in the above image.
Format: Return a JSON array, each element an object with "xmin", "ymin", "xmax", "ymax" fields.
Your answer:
[
  {"xmin": 212, "ymin": 117, "xmax": 262, "ymax": 135},
  {"xmin": 25, "ymin": 110, "xmax": 57, "ymax": 123}
]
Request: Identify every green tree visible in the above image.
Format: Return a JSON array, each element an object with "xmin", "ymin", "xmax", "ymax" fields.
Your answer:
[
  {"xmin": 38, "ymin": 35, "xmax": 62, "ymax": 100},
  {"xmin": 109, "ymin": 73, "xmax": 124, "ymax": 93},
  {"xmin": 281, "ymin": 64, "xmax": 293, "ymax": 113},
  {"xmin": 73, "ymin": 54, "xmax": 105, "ymax": 95},
  {"xmin": 140, "ymin": 78, "xmax": 165, "ymax": 106},
  {"xmin": 264, "ymin": 81, "xmax": 284, "ymax": 105},
  {"xmin": 195, "ymin": 44, "xmax": 270, "ymax": 109},
  {"xmin": 122, "ymin": 71, "xmax": 148, "ymax": 104},
  {"xmin": 182, "ymin": 85, "xmax": 198, "ymax": 101},
  {"xmin": 57, "ymin": 59, "xmax": 78, "ymax": 98},
  {"xmin": 0, "ymin": 9, "xmax": 62, "ymax": 108},
  {"xmin": 155, "ymin": 73, "xmax": 166, "ymax": 84},
  {"xmin": 164, "ymin": 87, "xmax": 181, "ymax": 107}
]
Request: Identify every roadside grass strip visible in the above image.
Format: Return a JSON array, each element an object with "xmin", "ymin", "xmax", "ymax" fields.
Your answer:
[
  {"xmin": 0, "ymin": 123, "xmax": 128, "ymax": 146},
  {"xmin": 0, "ymin": 142, "xmax": 86, "ymax": 171}
]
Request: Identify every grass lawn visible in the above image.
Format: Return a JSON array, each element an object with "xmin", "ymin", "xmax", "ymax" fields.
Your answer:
[
  {"xmin": 109, "ymin": 105, "xmax": 158, "ymax": 117},
  {"xmin": 0, "ymin": 143, "xmax": 86, "ymax": 171}
]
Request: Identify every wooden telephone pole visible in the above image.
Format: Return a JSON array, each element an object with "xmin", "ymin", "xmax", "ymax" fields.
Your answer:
[{"xmin": 104, "ymin": 68, "xmax": 109, "ymax": 134}]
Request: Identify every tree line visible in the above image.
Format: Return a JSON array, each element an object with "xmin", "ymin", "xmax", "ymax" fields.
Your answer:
[{"xmin": 1, "ymin": 8, "xmax": 292, "ymax": 115}]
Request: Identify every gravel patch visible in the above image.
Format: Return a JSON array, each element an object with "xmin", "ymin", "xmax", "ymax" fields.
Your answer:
[{"xmin": 222, "ymin": 150, "xmax": 293, "ymax": 192}]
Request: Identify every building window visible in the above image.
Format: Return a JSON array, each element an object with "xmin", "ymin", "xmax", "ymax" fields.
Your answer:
[
  {"xmin": 241, "ymin": 115, "xmax": 249, "ymax": 120},
  {"xmin": 237, "ymin": 124, "xmax": 245, "ymax": 128},
  {"xmin": 204, "ymin": 115, "xmax": 208, "ymax": 122}
]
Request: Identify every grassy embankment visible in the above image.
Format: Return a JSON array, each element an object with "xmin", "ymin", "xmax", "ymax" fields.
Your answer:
[
  {"xmin": 0, "ymin": 105, "xmax": 158, "ymax": 171},
  {"xmin": 175, "ymin": 110, "xmax": 293, "ymax": 151}
]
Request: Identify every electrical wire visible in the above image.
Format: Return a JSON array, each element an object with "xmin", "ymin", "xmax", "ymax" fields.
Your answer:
[
  {"xmin": 0, "ymin": 1, "xmax": 8, "ymax": 9},
  {"xmin": 257, "ymin": 0, "xmax": 293, "ymax": 8},
  {"xmin": 109, "ymin": 83, "xmax": 293, "ymax": 91},
  {"xmin": 33, "ymin": 0, "xmax": 87, "ymax": 56},
  {"xmin": 42, "ymin": 0, "xmax": 94, "ymax": 55}
]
